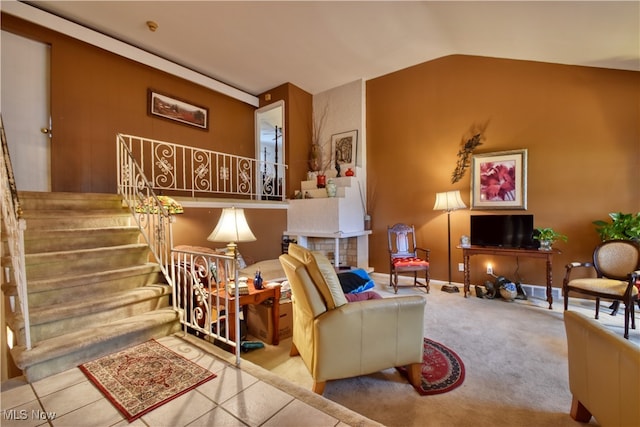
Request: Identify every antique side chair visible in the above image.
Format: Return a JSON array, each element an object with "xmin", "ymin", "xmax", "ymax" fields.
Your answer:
[
  {"xmin": 563, "ymin": 239, "xmax": 640, "ymax": 339},
  {"xmin": 387, "ymin": 223, "xmax": 430, "ymax": 294}
]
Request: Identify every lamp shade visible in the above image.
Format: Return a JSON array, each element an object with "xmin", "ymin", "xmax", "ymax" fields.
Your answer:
[
  {"xmin": 433, "ymin": 190, "xmax": 467, "ymax": 212},
  {"xmin": 207, "ymin": 207, "xmax": 256, "ymax": 244}
]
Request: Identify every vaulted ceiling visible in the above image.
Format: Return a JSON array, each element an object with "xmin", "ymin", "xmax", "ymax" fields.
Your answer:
[{"xmin": 19, "ymin": 1, "xmax": 640, "ymax": 96}]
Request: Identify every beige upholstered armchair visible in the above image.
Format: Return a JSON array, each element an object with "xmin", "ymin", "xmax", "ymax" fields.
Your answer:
[{"xmin": 279, "ymin": 243, "xmax": 426, "ymax": 394}]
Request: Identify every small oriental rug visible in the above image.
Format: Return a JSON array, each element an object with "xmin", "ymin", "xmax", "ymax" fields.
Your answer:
[
  {"xmin": 79, "ymin": 339, "xmax": 216, "ymax": 422},
  {"xmin": 400, "ymin": 337, "xmax": 465, "ymax": 396}
]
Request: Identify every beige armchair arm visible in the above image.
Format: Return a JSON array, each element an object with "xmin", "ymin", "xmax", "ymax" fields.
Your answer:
[{"xmin": 564, "ymin": 310, "xmax": 640, "ymax": 424}]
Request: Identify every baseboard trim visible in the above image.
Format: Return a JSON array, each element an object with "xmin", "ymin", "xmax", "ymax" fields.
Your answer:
[
  {"xmin": 519, "ymin": 284, "xmax": 562, "ymax": 301},
  {"xmin": 373, "ymin": 274, "xmax": 563, "ymax": 301}
]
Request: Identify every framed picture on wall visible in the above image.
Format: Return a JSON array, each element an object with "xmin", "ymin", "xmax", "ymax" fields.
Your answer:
[
  {"xmin": 331, "ymin": 130, "xmax": 358, "ymax": 170},
  {"xmin": 148, "ymin": 89, "xmax": 209, "ymax": 130},
  {"xmin": 470, "ymin": 149, "xmax": 527, "ymax": 210}
]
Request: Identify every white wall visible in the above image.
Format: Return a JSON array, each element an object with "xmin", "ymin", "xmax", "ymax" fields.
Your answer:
[{"xmin": 313, "ymin": 79, "xmax": 367, "ymax": 212}]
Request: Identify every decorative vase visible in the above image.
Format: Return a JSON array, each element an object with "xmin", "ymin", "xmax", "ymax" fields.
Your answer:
[
  {"xmin": 316, "ymin": 174, "xmax": 326, "ymax": 188},
  {"xmin": 538, "ymin": 240, "xmax": 553, "ymax": 251},
  {"xmin": 345, "ymin": 168, "xmax": 355, "ymax": 177},
  {"xmin": 254, "ymin": 270, "xmax": 263, "ymax": 290},
  {"xmin": 364, "ymin": 214, "xmax": 371, "ymax": 231},
  {"xmin": 326, "ymin": 179, "xmax": 337, "ymax": 197}
]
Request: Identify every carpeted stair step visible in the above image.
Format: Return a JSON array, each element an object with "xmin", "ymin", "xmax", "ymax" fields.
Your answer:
[
  {"xmin": 18, "ymin": 191, "xmax": 126, "ymax": 211},
  {"xmin": 10, "ymin": 308, "xmax": 181, "ymax": 383},
  {"xmin": 22, "ymin": 226, "xmax": 141, "ymax": 253},
  {"xmin": 8, "ymin": 284, "xmax": 173, "ymax": 345},
  {"xmin": 19, "ymin": 209, "xmax": 132, "ymax": 230},
  {"xmin": 4, "ymin": 191, "xmax": 181, "ymax": 383},
  {"xmin": 24, "ymin": 243, "xmax": 151, "ymax": 280},
  {"xmin": 1, "ymin": 264, "xmax": 165, "ymax": 308}
]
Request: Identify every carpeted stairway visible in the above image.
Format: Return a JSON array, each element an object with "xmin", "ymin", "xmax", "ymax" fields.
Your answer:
[{"xmin": 2, "ymin": 191, "xmax": 180, "ymax": 382}]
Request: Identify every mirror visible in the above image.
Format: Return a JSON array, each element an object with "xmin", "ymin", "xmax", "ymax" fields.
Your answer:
[{"xmin": 255, "ymin": 100, "xmax": 285, "ymax": 200}]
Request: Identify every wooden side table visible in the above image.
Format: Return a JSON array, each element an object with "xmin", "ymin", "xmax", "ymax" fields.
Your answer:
[
  {"xmin": 214, "ymin": 280, "xmax": 281, "ymax": 344},
  {"xmin": 459, "ymin": 245, "xmax": 560, "ymax": 309}
]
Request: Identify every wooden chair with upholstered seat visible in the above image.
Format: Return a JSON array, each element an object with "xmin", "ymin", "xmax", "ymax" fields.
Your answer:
[
  {"xmin": 563, "ymin": 239, "xmax": 640, "ymax": 339},
  {"xmin": 387, "ymin": 223, "xmax": 430, "ymax": 294}
]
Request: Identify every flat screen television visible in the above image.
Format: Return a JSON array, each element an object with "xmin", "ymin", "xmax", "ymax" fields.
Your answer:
[{"xmin": 470, "ymin": 214, "xmax": 538, "ymax": 249}]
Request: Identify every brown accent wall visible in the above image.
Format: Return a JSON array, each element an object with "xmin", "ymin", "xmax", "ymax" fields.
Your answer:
[
  {"xmin": 367, "ymin": 55, "xmax": 640, "ymax": 289},
  {"xmin": 2, "ymin": 14, "xmax": 255, "ymax": 194},
  {"xmin": 172, "ymin": 207, "xmax": 287, "ymax": 263}
]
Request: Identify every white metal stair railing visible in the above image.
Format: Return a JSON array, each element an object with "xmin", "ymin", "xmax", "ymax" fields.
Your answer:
[
  {"xmin": 117, "ymin": 133, "xmax": 287, "ymax": 201},
  {"xmin": 117, "ymin": 136, "xmax": 243, "ymax": 363},
  {"xmin": 172, "ymin": 248, "xmax": 242, "ymax": 365},
  {"xmin": 117, "ymin": 138, "xmax": 175, "ymax": 282},
  {"xmin": 0, "ymin": 115, "xmax": 31, "ymax": 350}
]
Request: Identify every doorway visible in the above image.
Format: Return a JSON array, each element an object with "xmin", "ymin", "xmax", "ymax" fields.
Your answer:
[
  {"xmin": 255, "ymin": 101, "xmax": 285, "ymax": 200},
  {"xmin": 1, "ymin": 30, "xmax": 51, "ymax": 192}
]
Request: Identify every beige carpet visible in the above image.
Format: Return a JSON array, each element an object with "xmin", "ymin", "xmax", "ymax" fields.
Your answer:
[{"xmin": 243, "ymin": 273, "xmax": 639, "ymax": 427}]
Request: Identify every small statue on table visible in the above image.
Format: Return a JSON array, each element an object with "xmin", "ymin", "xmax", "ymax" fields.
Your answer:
[{"xmin": 254, "ymin": 270, "xmax": 263, "ymax": 290}]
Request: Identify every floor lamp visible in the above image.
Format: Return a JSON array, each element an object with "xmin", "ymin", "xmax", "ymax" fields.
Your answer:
[{"xmin": 433, "ymin": 190, "xmax": 467, "ymax": 293}]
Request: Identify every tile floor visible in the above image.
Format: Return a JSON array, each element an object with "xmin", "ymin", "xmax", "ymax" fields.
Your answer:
[{"xmin": 0, "ymin": 335, "xmax": 348, "ymax": 427}]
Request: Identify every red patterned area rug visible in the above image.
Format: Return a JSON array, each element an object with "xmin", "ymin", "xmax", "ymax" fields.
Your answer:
[
  {"xmin": 79, "ymin": 339, "xmax": 216, "ymax": 422},
  {"xmin": 400, "ymin": 337, "xmax": 465, "ymax": 396}
]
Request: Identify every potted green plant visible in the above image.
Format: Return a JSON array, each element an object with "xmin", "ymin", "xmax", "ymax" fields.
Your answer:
[
  {"xmin": 592, "ymin": 212, "xmax": 640, "ymax": 241},
  {"xmin": 533, "ymin": 227, "xmax": 568, "ymax": 251}
]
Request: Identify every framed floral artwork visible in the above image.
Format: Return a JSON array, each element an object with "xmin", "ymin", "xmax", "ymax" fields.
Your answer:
[{"xmin": 470, "ymin": 149, "xmax": 527, "ymax": 210}]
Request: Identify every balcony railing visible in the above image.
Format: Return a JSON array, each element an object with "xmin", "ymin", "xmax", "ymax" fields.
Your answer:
[{"xmin": 117, "ymin": 133, "xmax": 287, "ymax": 201}]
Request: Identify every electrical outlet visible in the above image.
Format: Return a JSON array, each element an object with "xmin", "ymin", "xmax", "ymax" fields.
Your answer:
[
  {"xmin": 458, "ymin": 263, "xmax": 464, "ymax": 272},
  {"xmin": 486, "ymin": 264, "xmax": 493, "ymax": 275}
]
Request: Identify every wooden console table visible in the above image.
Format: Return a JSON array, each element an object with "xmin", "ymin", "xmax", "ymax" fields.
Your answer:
[{"xmin": 459, "ymin": 246, "xmax": 560, "ymax": 309}]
